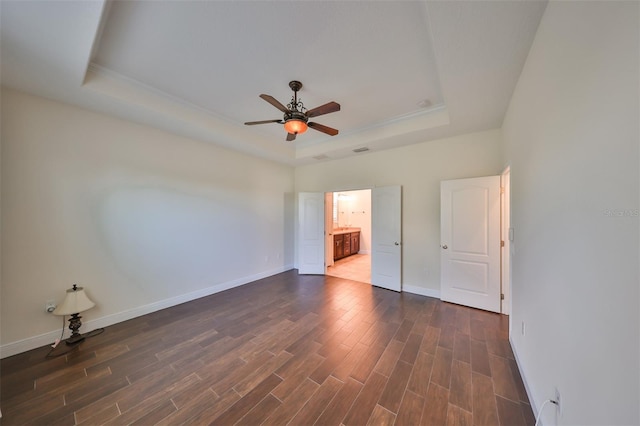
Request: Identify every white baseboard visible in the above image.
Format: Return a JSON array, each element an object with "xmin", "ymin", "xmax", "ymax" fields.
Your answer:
[
  {"xmin": 0, "ymin": 264, "xmax": 294, "ymax": 359},
  {"xmin": 402, "ymin": 284, "xmax": 440, "ymax": 299}
]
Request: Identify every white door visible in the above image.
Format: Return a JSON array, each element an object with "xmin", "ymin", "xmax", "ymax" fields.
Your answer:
[
  {"xmin": 298, "ymin": 192, "xmax": 325, "ymax": 274},
  {"xmin": 371, "ymin": 186, "xmax": 402, "ymax": 291},
  {"xmin": 440, "ymin": 176, "xmax": 501, "ymax": 312}
]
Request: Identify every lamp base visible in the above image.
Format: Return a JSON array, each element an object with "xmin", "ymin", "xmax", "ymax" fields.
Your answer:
[
  {"xmin": 66, "ymin": 313, "xmax": 85, "ymax": 345},
  {"xmin": 65, "ymin": 334, "xmax": 86, "ymax": 345}
]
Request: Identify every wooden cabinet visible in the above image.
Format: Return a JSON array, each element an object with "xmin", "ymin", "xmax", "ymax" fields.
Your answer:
[
  {"xmin": 333, "ymin": 231, "xmax": 360, "ymax": 260},
  {"xmin": 350, "ymin": 232, "xmax": 360, "ymax": 254},
  {"xmin": 334, "ymin": 234, "xmax": 344, "ymax": 259}
]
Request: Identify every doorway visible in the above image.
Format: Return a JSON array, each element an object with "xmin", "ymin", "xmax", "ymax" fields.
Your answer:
[
  {"xmin": 325, "ymin": 189, "xmax": 372, "ymax": 284},
  {"xmin": 298, "ymin": 186, "xmax": 402, "ymax": 291}
]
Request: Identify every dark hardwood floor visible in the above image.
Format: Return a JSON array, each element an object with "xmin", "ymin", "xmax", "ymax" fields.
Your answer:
[{"xmin": 0, "ymin": 271, "xmax": 534, "ymax": 425}]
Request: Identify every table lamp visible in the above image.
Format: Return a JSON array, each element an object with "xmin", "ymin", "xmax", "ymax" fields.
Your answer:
[{"xmin": 52, "ymin": 284, "xmax": 95, "ymax": 345}]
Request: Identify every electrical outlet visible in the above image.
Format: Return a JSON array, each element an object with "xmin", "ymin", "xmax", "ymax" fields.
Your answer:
[
  {"xmin": 45, "ymin": 301, "xmax": 56, "ymax": 313},
  {"xmin": 554, "ymin": 386, "xmax": 562, "ymax": 416}
]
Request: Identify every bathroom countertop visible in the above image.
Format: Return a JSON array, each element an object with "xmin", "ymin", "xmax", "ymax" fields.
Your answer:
[{"xmin": 332, "ymin": 227, "xmax": 361, "ymax": 235}]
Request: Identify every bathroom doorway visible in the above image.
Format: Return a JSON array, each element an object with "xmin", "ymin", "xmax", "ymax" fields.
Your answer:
[{"xmin": 325, "ymin": 189, "xmax": 372, "ymax": 284}]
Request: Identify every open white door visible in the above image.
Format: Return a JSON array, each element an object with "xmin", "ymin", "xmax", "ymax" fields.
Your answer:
[
  {"xmin": 371, "ymin": 186, "xmax": 402, "ymax": 291},
  {"xmin": 440, "ymin": 176, "xmax": 501, "ymax": 313},
  {"xmin": 298, "ymin": 192, "xmax": 325, "ymax": 275}
]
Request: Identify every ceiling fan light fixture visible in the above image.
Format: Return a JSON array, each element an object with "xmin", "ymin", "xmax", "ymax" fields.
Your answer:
[
  {"xmin": 246, "ymin": 80, "xmax": 339, "ymax": 140},
  {"xmin": 284, "ymin": 118, "xmax": 308, "ymax": 135}
]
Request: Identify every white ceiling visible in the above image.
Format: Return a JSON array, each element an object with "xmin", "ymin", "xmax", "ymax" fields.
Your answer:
[{"xmin": 1, "ymin": 0, "xmax": 548, "ymax": 166}]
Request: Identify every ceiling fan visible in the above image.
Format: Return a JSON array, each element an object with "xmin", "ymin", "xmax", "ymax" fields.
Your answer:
[{"xmin": 244, "ymin": 80, "xmax": 340, "ymax": 141}]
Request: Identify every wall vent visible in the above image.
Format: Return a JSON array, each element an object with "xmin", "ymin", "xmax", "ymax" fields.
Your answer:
[{"xmin": 353, "ymin": 147, "xmax": 370, "ymax": 153}]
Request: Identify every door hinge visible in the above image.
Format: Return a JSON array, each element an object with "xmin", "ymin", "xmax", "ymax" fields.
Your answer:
[
  {"xmin": 500, "ymin": 240, "xmax": 505, "ymax": 247},
  {"xmin": 500, "ymin": 293, "xmax": 505, "ymax": 300},
  {"xmin": 500, "ymin": 186, "xmax": 505, "ymax": 194}
]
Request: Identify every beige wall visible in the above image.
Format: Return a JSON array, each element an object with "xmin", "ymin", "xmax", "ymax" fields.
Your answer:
[
  {"xmin": 295, "ymin": 129, "xmax": 504, "ymax": 296},
  {"xmin": 503, "ymin": 2, "xmax": 639, "ymax": 424},
  {"xmin": 1, "ymin": 88, "xmax": 295, "ymax": 355}
]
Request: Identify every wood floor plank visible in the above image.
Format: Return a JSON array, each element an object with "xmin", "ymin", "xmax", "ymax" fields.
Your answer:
[
  {"xmin": 399, "ymin": 332, "xmax": 423, "ymax": 365},
  {"xmin": 210, "ymin": 350, "xmax": 274, "ymax": 395},
  {"xmin": 489, "ymin": 354, "xmax": 520, "ymax": 402},
  {"xmin": 235, "ymin": 394, "xmax": 281, "ymax": 425},
  {"xmin": 129, "ymin": 400, "xmax": 177, "ymax": 426},
  {"xmin": 472, "ymin": 371, "xmax": 499, "ymax": 426},
  {"xmin": 233, "ymin": 350, "xmax": 292, "ymax": 396},
  {"xmin": 447, "ymin": 403, "xmax": 473, "ymax": 426},
  {"xmin": 378, "ymin": 360, "xmax": 413, "ymax": 413},
  {"xmin": 393, "ymin": 319, "xmax": 415, "ymax": 343},
  {"xmin": 155, "ymin": 388, "xmax": 218, "ymax": 426},
  {"xmin": 288, "ymin": 375, "xmax": 342, "ymax": 425},
  {"xmin": 119, "ymin": 372, "xmax": 202, "ymax": 417},
  {"xmin": 262, "ymin": 379, "xmax": 319, "ymax": 426},
  {"xmin": 350, "ymin": 343, "xmax": 387, "ymax": 383},
  {"xmin": 449, "ymin": 359, "xmax": 473, "ymax": 412},
  {"xmin": 30, "ymin": 376, "xmax": 130, "ymax": 425},
  {"xmin": 469, "ymin": 319, "xmax": 486, "ymax": 341},
  {"xmin": 453, "ymin": 331, "xmax": 471, "ymax": 363},
  {"xmin": 421, "ymin": 383, "xmax": 449, "ymax": 426},
  {"xmin": 407, "ymin": 351, "xmax": 435, "ymax": 397},
  {"xmin": 271, "ymin": 353, "xmax": 325, "ymax": 401},
  {"xmin": 374, "ymin": 339, "xmax": 405, "ymax": 377},
  {"xmin": 470, "ymin": 338, "xmax": 492, "ymax": 377},
  {"xmin": 367, "ymin": 404, "xmax": 397, "ymax": 425},
  {"xmin": 331, "ymin": 342, "xmax": 369, "ymax": 381},
  {"xmin": 395, "ymin": 390, "xmax": 425, "ymax": 426},
  {"xmin": 496, "ymin": 395, "xmax": 527, "ymax": 426},
  {"xmin": 76, "ymin": 403, "xmax": 121, "ymax": 425},
  {"xmin": 438, "ymin": 325, "xmax": 456, "ymax": 350},
  {"xmin": 314, "ymin": 377, "xmax": 363, "ymax": 425},
  {"xmin": 521, "ymin": 402, "xmax": 536, "ymax": 426},
  {"xmin": 209, "ymin": 373, "xmax": 282, "ymax": 425},
  {"xmin": 420, "ymin": 325, "xmax": 441, "ymax": 355},
  {"xmin": 431, "ymin": 346, "xmax": 454, "ymax": 389},
  {"xmin": 508, "ymin": 357, "xmax": 530, "ymax": 403},
  {"xmin": 309, "ymin": 343, "xmax": 351, "ymax": 384},
  {"xmin": 454, "ymin": 308, "xmax": 471, "ymax": 335},
  {"xmin": 343, "ymin": 372, "xmax": 389, "ymax": 426},
  {"xmin": 178, "ymin": 388, "xmax": 241, "ymax": 425}
]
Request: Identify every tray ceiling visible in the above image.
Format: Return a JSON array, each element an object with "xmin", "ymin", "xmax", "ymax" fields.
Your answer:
[{"xmin": 1, "ymin": 1, "xmax": 548, "ymax": 165}]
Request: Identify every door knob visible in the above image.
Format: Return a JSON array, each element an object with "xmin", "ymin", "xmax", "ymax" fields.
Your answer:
[{"xmin": 442, "ymin": 245, "xmax": 448, "ymax": 249}]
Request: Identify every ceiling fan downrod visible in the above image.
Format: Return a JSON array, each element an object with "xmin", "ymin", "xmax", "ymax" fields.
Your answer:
[{"xmin": 287, "ymin": 80, "xmax": 305, "ymax": 112}]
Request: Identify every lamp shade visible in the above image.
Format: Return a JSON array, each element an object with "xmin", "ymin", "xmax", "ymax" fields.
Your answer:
[
  {"xmin": 284, "ymin": 119, "xmax": 308, "ymax": 135},
  {"xmin": 53, "ymin": 285, "xmax": 95, "ymax": 316}
]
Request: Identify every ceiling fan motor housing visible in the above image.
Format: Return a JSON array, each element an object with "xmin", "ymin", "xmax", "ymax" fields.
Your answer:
[{"xmin": 285, "ymin": 110, "xmax": 308, "ymax": 123}]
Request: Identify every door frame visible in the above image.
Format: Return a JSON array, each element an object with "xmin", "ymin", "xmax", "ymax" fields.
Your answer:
[
  {"xmin": 501, "ymin": 166, "xmax": 511, "ymax": 315},
  {"xmin": 297, "ymin": 185, "xmax": 400, "ymax": 289}
]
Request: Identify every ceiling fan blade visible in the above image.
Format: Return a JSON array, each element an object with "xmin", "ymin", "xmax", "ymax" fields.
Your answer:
[
  {"xmin": 260, "ymin": 94, "xmax": 289, "ymax": 113},
  {"xmin": 244, "ymin": 119, "xmax": 283, "ymax": 125},
  {"xmin": 306, "ymin": 101, "xmax": 340, "ymax": 118},
  {"xmin": 286, "ymin": 132, "xmax": 296, "ymax": 141},
  {"xmin": 308, "ymin": 122, "xmax": 339, "ymax": 136}
]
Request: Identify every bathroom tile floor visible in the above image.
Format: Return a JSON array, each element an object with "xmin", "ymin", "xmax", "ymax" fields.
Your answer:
[{"xmin": 326, "ymin": 253, "xmax": 371, "ymax": 283}]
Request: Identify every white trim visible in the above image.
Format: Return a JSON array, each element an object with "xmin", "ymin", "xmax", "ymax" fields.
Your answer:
[
  {"xmin": 0, "ymin": 265, "xmax": 293, "ymax": 359},
  {"xmin": 402, "ymin": 284, "xmax": 440, "ymax": 299}
]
